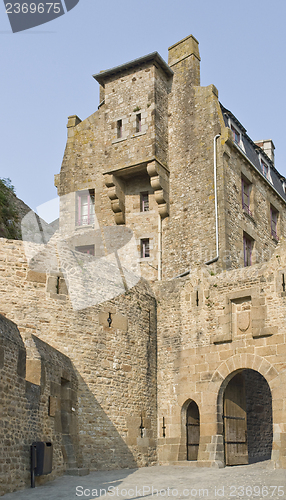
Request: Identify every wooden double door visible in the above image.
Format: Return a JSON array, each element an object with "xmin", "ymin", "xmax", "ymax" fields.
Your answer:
[{"xmin": 223, "ymin": 372, "xmax": 248, "ymax": 465}]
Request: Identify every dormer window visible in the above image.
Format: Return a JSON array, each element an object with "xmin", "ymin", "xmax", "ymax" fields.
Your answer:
[
  {"xmin": 261, "ymin": 159, "xmax": 269, "ymax": 179},
  {"xmin": 231, "ymin": 125, "xmax": 240, "ymax": 145}
]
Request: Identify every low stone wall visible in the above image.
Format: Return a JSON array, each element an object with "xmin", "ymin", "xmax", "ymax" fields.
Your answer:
[{"xmin": 0, "ymin": 314, "xmax": 78, "ymax": 496}]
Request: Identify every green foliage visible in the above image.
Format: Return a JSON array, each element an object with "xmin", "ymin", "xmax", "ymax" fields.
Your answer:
[
  {"xmin": 1, "ymin": 177, "xmax": 15, "ymax": 193},
  {"xmin": 0, "ymin": 178, "xmax": 20, "ymax": 239}
]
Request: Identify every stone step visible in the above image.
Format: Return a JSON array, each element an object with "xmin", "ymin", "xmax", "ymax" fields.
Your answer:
[
  {"xmin": 67, "ymin": 461, "xmax": 77, "ymax": 468},
  {"xmin": 170, "ymin": 460, "xmax": 222, "ymax": 468},
  {"xmin": 65, "ymin": 468, "xmax": 90, "ymax": 476}
]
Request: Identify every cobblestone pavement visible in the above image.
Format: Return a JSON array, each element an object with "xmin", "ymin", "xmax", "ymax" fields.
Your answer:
[{"xmin": 2, "ymin": 461, "xmax": 286, "ymax": 500}]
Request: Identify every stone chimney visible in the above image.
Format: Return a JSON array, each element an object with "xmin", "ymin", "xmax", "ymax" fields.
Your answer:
[
  {"xmin": 254, "ymin": 139, "xmax": 275, "ymax": 164},
  {"xmin": 168, "ymin": 34, "xmax": 200, "ymax": 86}
]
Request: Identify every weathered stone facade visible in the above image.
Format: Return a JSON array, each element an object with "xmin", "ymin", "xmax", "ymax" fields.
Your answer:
[
  {"xmin": 0, "ymin": 238, "xmax": 157, "ymax": 495},
  {"xmin": 154, "ymin": 248, "xmax": 286, "ymax": 468},
  {"xmin": 1, "ymin": 33, "xmax": 286, "ymax": 495},
  {"xmin": 0, "ymin": 313, "xmax": 78, "ymax": 495}
]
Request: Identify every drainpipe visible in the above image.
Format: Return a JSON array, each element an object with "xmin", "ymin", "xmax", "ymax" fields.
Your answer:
[
  {"xmin": 205, "ymin": 133, "xmax": 221, "ymax": 265},
  {"xmin": 158, "ymin": 214, "xmax": 162, "ymax": 280},
  {"xmin": 171, "ymin": 133, "xmax": 221, "ymax": 279}
]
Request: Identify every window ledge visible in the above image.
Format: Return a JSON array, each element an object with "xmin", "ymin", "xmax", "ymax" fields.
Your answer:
[
  {"xmin": 136, "ymin": 209, "xmax": 155, "ymax": 215},
  {"xmin": 112, "ymin": 137, "xmax": 127, "ymax": 145},
  {"xmin": 130, "ymin": 131, "xmax": 146, "ymax": 139},
  {"xmin": 243, "ymin": 210, "xmax": 256, "ymax": 224},
  {"xmin": 75, "ymin": 224, "xmax": 95, "ymax": 230},
  {"xmin": 234, "ymin": 141, "xmax": 246, "ymax": 154}
]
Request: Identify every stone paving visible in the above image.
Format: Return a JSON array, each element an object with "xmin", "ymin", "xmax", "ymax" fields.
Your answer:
[{"xmin": 2, "ymin": 461, "xmax": 286, "ymax": 500}]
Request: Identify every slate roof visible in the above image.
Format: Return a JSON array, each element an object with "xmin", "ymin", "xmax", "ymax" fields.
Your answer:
[
  {"xmin": 93, "ymin": 52, "xmax": 173, "ymax": 86},
  {"xmin": 220, "ymin": 103, "xmax": 286, "ymax": 203}
]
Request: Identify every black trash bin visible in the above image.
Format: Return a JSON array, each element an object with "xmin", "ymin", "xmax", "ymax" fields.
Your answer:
[{"xmin": 31, "ymin": 441, "xmax": 53, "ymax": 487}]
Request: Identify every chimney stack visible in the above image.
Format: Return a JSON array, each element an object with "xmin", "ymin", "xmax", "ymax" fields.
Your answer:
[{"xmin": 254, "ymin": 139, "xmax": 275, "ymax": 164}]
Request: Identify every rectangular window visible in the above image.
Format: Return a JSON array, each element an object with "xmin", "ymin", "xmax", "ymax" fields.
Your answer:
[
  {"xmin": 75, "ymin": 245, "xmax": 95, "ymax": 256},
  {"xmin": 231, "ymin": 125, "xmax": 240, "ymax": 144},
  {"xmin": 141, "ymin": 238, "xmax": 150, "ymax": 258},
  {"xmin": 270, "ymin": 206, "xmax": 279, "ymax": 240},
  {"xmin": 241, "ymin": 178, "xmax": 252, "ymax": 216},
  {"xmin": 76, "ymin": 189, "xmax": 95, "ymax": 226},
  {"xmin": 117, "ymin": 119, "xmax": 122, "ymax": 139},
  {"xmin": 243, "ymin": 233, "xmax": 253, "ymax": 267},
  {"xmin": 140, "ymin": 192, "xmax": 149, "ymax": 212},
  {"xmin": 261, "ymin": 160, "xmax": 269, "ymax": 179},
  {"xmin": 136, "ymin": 113, "xmax": 141, "ymax": 133}
]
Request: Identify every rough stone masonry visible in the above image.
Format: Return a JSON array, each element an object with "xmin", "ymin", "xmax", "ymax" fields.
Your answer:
[{"xmin": 1, "ymin": 34, "xmax": 286, "ymax": 496}]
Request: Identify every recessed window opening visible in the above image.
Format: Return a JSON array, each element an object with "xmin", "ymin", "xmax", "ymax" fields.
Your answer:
[
  {"xmin": 140, "ymin": 192, "xmax": 149, "ymax": 212},
  {"xmin": 241, "ymin": 178, "xmax": 252, "ymax": 216},
  {"xmin": 77, "ymin": 189, "xmax": 95, "ymax": 226},
  {"xmin": 136, "ymin": 113, "xmax": 141, "ymax": 133},
  {"xmin": 243, "ymin": 233, "xmax": 253, "ymax": 267},
  {"xmin": 270, "ymin": 206, "xmax": 278, "ymax": 240},
  {"xmin": 261, "ymin": 159, "xmax": 269, "ymax": 179},
  {"xmin": 231, "ymin": 125, "xmax": 240, "ymax": 145},
  {"xmin": 117, "ymin": 119, "xmax": 122, "ymax": 139},
  {"xmin": 75, "ymin": 245, "xmax": 95, "ymax": 256},
  {"xmin": 141, "ymin": 238, "xmax": 150, "ymax": 258}
]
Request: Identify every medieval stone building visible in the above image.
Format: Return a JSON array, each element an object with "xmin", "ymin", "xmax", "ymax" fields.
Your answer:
[{"xmin": 1, "ymin": 34, "xmax": 286, "ymax": 495}]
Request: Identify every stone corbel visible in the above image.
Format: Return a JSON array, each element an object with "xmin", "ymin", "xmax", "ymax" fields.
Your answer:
[
  {"xmin": 147, "ymin": 160, "xmax": 169, "ymax": 218},
  {"xmin": 104, "ymin": 174, "xmax": 125, "ymax": 225},
  {"xmin": 221, "ymin": 127, "xmax": 233, "ymax": 147}
]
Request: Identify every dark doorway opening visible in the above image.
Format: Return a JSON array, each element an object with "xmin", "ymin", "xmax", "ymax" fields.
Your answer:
[
  {"xmin": 223, "ymin": 370, "xmax": 273, "ymax": 466},
  {"xmin": 186, "ymin": 400, "xmax": 200, "ymax": 460}
]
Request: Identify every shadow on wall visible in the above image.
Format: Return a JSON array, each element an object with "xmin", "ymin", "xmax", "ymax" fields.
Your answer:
[
  {"xmin": 27, "ymin": 336, "xmax": 141, "ymax": 476},
  {"xmin": 0, "ymin": 316, "xmax": 144, "ymax": 496},
  {"xmin": 244, "ymin": 369, "xmax": 273, "ymax": 464},
  {"xmin": 74, "ymin": 371, "xmax": 144, "ymax": 471}
]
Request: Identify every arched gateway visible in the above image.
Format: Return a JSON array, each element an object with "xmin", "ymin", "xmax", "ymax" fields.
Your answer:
[{"xmin": 223, "ymin": 370, "xmax": 272, "ymax": 465}]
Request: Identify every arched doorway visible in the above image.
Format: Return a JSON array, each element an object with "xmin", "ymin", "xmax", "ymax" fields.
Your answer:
[
  {"xmin": 186, "ymin": 400, "xmax": 200, "ymax": 460},
  {"xmin": 223, "ymin": 370, "xmax": 273, "ymax": 465}
]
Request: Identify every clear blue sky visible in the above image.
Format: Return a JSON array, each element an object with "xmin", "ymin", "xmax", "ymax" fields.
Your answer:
[{"xmin": 1, "ymin": 0, "xmax": 286, "ymax": 217}]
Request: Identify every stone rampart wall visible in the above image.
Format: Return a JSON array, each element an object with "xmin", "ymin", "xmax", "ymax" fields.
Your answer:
[
  {"xmin": 0, "ymin": 238, "xmax": 157, "ymax": 474},
  {"xmin": 0, "ymin": 314, "xmax": 77, "ymax": 496}
]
